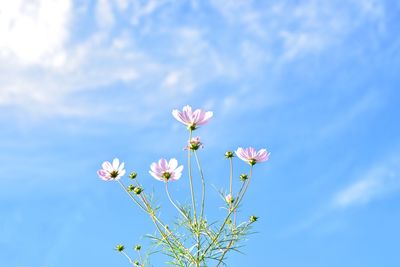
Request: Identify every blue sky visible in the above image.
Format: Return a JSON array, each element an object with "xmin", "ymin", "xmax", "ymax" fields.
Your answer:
[{"xmin": 1, "ymin": 0, "xmax": 400, "ymax": 266}]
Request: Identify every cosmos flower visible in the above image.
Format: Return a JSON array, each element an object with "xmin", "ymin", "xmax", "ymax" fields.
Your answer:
[
  {"xmin": 235, "ymin": 147, "xmax": 270, "ymax": 166},
  {"xmin": 172, "ymin": 105, "xmax": 213, "ymax": 130},
  {"xmin": 149, "ymin": 158, "xmax": 184, "ymax": 182},
  {"xmin": 98, "ymin": 158, "xmax": 126, "ymax": 181},
  {"xmin": 187, "ymin": 136, "xmax": 203, "ymax": 150}
]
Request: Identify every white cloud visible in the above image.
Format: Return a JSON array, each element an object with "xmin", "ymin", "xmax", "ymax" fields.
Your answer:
[
  {"xmin": 96, "ymin": 0, "xmax": 115, "ymax": 28},
  {"xmin": 0, "ymin": 0, "xmax": 390, "ymax": 122},
  {"xmin": 0, "ymin": 0, "xmax": 71, "ymax": 66},
  {"xmin": 332, "ymin": 157, "xmax": 400, "ymax": 208}
]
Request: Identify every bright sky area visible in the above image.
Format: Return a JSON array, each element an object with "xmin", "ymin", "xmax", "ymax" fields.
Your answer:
[{"xmin": 0, "ymin": 0, "xmax": 400, "ymax": 266}]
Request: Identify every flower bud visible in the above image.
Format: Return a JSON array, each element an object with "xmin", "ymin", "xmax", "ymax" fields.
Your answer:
[
  {"xmin": 115, "ymin": 244, "xmax": 125, "ymax": 252},
  {"xmin": 188, "ymin": 136, "xmax": 203, "ymax": 151},
  {"xmin": 225, "ymin": 151, "xmax": 234, "ymax": 159},
  {"xmin": 225, "ymin": 194, "xmax": 234, "ymax": 204},
  {"xmin": 128, "ymin": 184, "xmax": 136, "ymax": 192},
  {"xmin": 134, "ymin": 245, "xmax": 141, "ymax": 251},
  {"xmin": 129, "ymin": 172, "xmax": 137, "ymax": 179},
  {"xmin": 134, "ymin": 261, "xmax": 140, "ymax": 266},
  {"xmin": 240, "ymin": 173, "xmax": 248, "ymax": 181},
  {"xmin": 133, "ymin": 187, "xmax": 143, "ymax": 195},
  {"xmin": 249, "ymin": 215, "xmax": 258, "ymax": 223}
]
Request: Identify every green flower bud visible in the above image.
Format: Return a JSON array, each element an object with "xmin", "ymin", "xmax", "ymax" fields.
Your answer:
[
  {"xmin": 133, "ymin": 187, "xmax": 143, "ymax": 195},
  {"xmin": 129, "ymin": 172, "xmax": 137, "ymax": 179},
  {"xmin": 127, "ymin": 184, "xmax": 136, "ymax": 192},
  {"xmin": 249, "ymin": 215, "xmax": 258, "ymax": 223},
  {"xmin": 134, "ymin": 261, "xmax": 140, "ymax": 266},
  {"xmin": 240, "ymin": 173, "xmax": 248, "ymax": 181},
  {"xmin": 134, "ymin": 245, "xmax": 141, "ymax": 251},
  {"xmin": 225, "ymin": 151, "xmax": 234, "ymax": 158},
  {"xmin": 115, "ymin": 244, "xmax": 125, "ymax": 252}
]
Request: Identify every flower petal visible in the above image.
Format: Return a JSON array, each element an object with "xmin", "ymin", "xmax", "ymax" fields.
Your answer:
[
  {"xmin": 150, "ymin": 162, "xmax": 160, "ymax": 174},
  {"xmin": 149, "ymin": 170, "xmax": 164, "ymax": 182},
  {"xmin": 112, "ymin": 158, "xmax": 120, "ymax": 169},
  {"xmin": 172, "ymin": 110, "xmax": 187, "ymax": 125},
  {"xmin": 235, "ymin": 147, "xmax": 248, "ymax": 161},
  {"xmin": 159, "ymin": 158, "xmax": 168, "ymax": 171},
  {"xmin": 197, "ymin": 111, "xmax": 213, "ymax": 125},
  {"xmin": 168, "ymin": 158, "xmax": 178, "ymax": 170},
  {"xmin": 118, "ymin": 162, "xmax": 125, "ymax": 171},
  {"xmin": 118, "ymin": 169, "xmax": 126, "ymax": 177},
  {"xmin": 102, "ymin": 161, "xmax": 112, "ymax": 171},
  {"xmin": 174, "ymin": 165, "xmax": 184, "ymax": 179}
]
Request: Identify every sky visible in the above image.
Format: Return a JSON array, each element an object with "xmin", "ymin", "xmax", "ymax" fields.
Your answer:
[{"xmin": 0, "ymin": 0, "xmax": 400, "ymax": 266}]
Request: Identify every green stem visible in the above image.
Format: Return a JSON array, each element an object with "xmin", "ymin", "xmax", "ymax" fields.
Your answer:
[
  {"xmin": 121, "ymin": 251, "xmax": 134, "ymax": 265},
  {"xmin": 193, "ymin": 151, "xmax": 206, "ymax": 221},
  {"xmin": 187, "ymin": 131, "xmax": 201, "ymax": 266},
  {"xmin": 117, "ymin": 180, "xmax": 186, "ymax": 266},
  {"xmin": 166, "ymin": 182, "xmax": 190, "ymax": 221},
  {"xmin": 202, "ymin": 165, "xmax": 253, "ymax": 258},
  {"xmin": 188, "ymin": 130, "xmax": 197, "ymax": 222},
  {"xmin": 229, "ymin": 158, "xmax": 233, "ymax": 197}
]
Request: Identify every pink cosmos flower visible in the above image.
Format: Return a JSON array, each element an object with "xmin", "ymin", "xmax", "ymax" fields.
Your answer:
[
  {"xmin": 172, "ymin": 105, "xmax": 213, "ymax": 130},
  {"xmin": 98, "ymin": 158, "xmax": 126, "ymax": 181},
  {"xmin": 235, "ymin": 147, "xmax": 270, "ymax": 166},
  {"xmin": 149, "ymin": 158, "xmax": 184, "ymax": 182},
  {"xmin": 186, "ymin": 136, "xmax": 203, "ymax": 151}
]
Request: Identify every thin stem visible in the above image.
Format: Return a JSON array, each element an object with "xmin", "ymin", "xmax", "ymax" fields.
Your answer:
[
  {"xmin": 187, "ymin": 131, "xmax": 200, "ymax": 267},
  {"xmin": 193, "ymin": 151, "xmax": 206, "ymax": 221},
  {"xmin": 135, "ymin": 183, "xmax": 196, "ymax": 264},
  {"xmin": 117, "ymin": 180, "xmax": 147, "ymax": 212},
  {"xmin": 165, "ymin": 182, "xmax": 190, "ymax": 221},
  {"xmin": 121, "ymin": 251, "xmax": 134, "ymax": 265},
  {"xmin": 117, "ymin": 180, "xmax": 186, "ymax": 266},
  {"xmin": 188, "ymin": 130, "xmax": 197, "ymax": 223},
  {"xmin": 228, "ymin": 157, "xmax": 234, "ymax": 216},
  {"xmin": 137, "ymin": 250, "xmax": 143, "ymax": 266},
  {"xmin": 229, "ymin": 158, "xmax": 233, "ymax": 197},
  {"xmin": 202, "ymin": 165, "xmax": 254, "ymax": 258}
]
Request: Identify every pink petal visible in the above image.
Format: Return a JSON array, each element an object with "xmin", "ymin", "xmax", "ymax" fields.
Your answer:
[
  {"xmin": 192, "ymin": 109, "xmax": 202, "ymax": 124},
  {"xmin": 183, "ymin": 105, "xmax": 192, "ymax": 114},
  {"xmin": 197, "ymin": 111, "xmax": 213, "ymax": 125},
  {"xmin": 172, "ymin": 110, "xmax": 187, "ymax": 125},
  {"xmin": 102, "ymin": 161, "xmax": 112, "ymax": 171},
  {"xmin": 159, "ymin": 158, "xmax": 168, "ymax": 171},
  {"xmin": 235, "ymin": 147, "xmax": 248, "ymax": 161},
  {"xmin": 112, "ymin": 158, "xmax": 120, "ymax": 169},
  {"xmin": 175, "ymin": 165, "xmax": 184, "ymax": 176},
  {"xmin": 256, "ymin": 149, "xmax": 269, "ymax": 162},
  {"xmin": 98, "ymin": 170, "xmax": 110, "ymax": 181},
  {"xmin": 149, "ymin": 170, "xmax": 164, "ymax": 182},
  {"xmin": 168, "ymin": 158, "xmax": 178, "ymax": 170},
  {"xmin": 247, "ymin": 147, "xmax": 257, "ymax": 158},
  {"xmin": 150, "ymin": 162, "xmax": 160, "ymax": 174}
]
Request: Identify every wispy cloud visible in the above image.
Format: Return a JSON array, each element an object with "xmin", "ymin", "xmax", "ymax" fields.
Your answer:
[
  {"xmin": 281, "ymin": 154, "xmax": 400, "ymax": 237},
  {"xmin": 0, "ymin": 0, "xmax": 390, "ymax": 122},
  {"xmin": 332, "ymin": 158, "xmax": 400, "ymax": 208}
]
